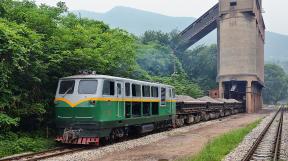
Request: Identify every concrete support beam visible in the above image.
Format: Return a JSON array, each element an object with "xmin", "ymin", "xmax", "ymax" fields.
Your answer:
[{"xmin": 246, "ymin": 80, "xmax": 253, "ymax": 113}]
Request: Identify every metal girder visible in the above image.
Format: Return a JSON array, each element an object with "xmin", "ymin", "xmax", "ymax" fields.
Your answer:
[{"xmin": 175, "ymin": 3, "xmax": 219, "ymax": 51}]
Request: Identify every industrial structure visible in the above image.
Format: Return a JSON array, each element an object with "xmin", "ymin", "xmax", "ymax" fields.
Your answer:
[{"xmin": 175, "ymin": 0, "xmax": 265, "ymax": 113}]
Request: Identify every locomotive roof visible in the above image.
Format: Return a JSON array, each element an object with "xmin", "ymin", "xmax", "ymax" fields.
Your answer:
[{"xmin": 60, "ymin": 74, "xmax": 174, "ymax": 87}]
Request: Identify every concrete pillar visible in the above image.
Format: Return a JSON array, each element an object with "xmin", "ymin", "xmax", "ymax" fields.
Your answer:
[
  {"xmin": 256, "ymin": 93, "xmax": 259, "ymax": 112},
  {"xmin": 219, "ymin": 82, "xmax": 224, "ymax": 98},
  {"xmin": 251, "ymin": 86, "xmax": 255, "ymax": 113},
  {"xmin": 260, "ymin": 91, "xmax": 263, "ymax": 109},
  {"xmin": 246, "ymin": 80, "xmax": 253, "ymax": 113}
]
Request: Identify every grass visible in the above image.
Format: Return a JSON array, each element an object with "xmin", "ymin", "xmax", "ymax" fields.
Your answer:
[
  {"xmin": 181, "ymin": 119, "xmax": 262, "ymax": 161},
  {"xmin": 0, "ymin": 131, "xmax": 57, "ymax": 158}
]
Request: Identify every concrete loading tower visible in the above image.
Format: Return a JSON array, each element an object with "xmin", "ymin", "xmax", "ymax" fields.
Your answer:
[
  {"xmin": 175, "ymin": 0, "xmax": 265, "ymax": 113},
  {"xmin": 218, "ymin": 0, "xmax": 265, "ymax": 113}
]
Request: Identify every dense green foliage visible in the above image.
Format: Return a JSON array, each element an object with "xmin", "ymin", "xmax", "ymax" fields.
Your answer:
[
  {"xmin": 0, "ymin": 0, "xmax": 207, "ymax": 135},
  {"xmin": 0, "ymin": 0, "xmax": 136, "ymax": 132},
  {"xmin": 138, "ymin": 30, "xmax": 217, "ymax": 92},
  {"xmin": 152, "ymin": 74, "xmax": 203, "ymax": 98},
  {"xmin": 178, "ymin": 45, "xmax": 218, "ymax": 91},
  {"xmin": 0, "ymin": 132, "xmax": 56, "ymax": 158},
  {"xmin": 263, "ymin": 64, "xmax": 288, "ymax": 104},
  {"xmin": 182, "ymin": 119, "xmax": 261, "ymax": 161},
  {"xmin": 0, "ymin": 0, "xmax": 217, "ymax": 156},
  {"xmin": 136, "ymin": 42, "xmax": 175, "ymax": 76}
]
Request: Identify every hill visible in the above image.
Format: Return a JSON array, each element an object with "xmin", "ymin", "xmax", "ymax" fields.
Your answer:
[{"xmin": 72, "ymin": 6, "xmax": 288, "ymax": 63}]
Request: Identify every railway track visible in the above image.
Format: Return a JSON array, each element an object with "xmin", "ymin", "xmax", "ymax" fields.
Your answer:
[
  {"xmin": 242, "ymin": 106, "xmax": 284, "ymax": 161},
  {"xmin": 0, "ymin": 110, "xmax": 247, "ymax": 161},
  {"xmin": 0, "ymin": 146, "xmax": 89, "ymax": 161}
]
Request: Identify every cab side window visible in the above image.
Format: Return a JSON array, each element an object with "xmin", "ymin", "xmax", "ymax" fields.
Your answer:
[
  {"xmin": 125, "ymin": 83, "xmax": 130, "ymax": 96},
  {"xmin": 132, "ymin": 84, "xmax": 141, "ymax": 97},
  {"xmin": 103, "ymin": 80, "xmax": 115, "ymax": 96},
  {"xmin": 142, "ymin": 85, "xmax": 150, "ymax": 97},
  {"xmin": 151, "ymin": 86, "xmax": 159, "ymax": 98}
]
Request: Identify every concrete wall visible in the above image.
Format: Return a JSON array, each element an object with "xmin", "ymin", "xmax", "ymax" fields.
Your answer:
[{"xmin": 218, "ymin": 12, "xmax": 258, "ymax": 80}]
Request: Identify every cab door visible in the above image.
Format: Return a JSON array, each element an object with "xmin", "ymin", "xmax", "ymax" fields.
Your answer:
[
  {"xmin": 167, "ymin": 88, "xmax": 173, "ymax": 114},
  {"xmin": 116, "ymin": 81, "xmax": 124, "ymax": 118}
]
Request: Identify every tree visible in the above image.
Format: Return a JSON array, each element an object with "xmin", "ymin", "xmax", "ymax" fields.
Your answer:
[
  {"xmin": 136, "ymin": 42, "xmax": 176, "ymax": 76},
  {"xmin": 0, "ymin": 0, "xmax": 137, "ymax": 131},
  {"xmin": 141, "ymin": 30, "xmax": 170, "ymax": 46},
  {"xmin": 152, "ymin": 74, "xmax": 203, "ymax": 98},
  {"xmin": 177, "ymin": 45, "xmax": 218, "ymax": 91},
  {"xmin": 263, "ymin": 64, "xmax": 288, "ymax": 104}
]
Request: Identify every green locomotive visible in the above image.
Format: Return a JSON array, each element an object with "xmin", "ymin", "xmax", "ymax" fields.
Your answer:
[{"xmin": 54, "ymin": 73, "xmax": 176, "ymax": 145}]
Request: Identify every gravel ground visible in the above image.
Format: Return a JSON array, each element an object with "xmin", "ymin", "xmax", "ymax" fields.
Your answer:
[
  {"xmin": 42, "ymin": 115, "xmax": 247, "ymax": 161},
  {"xmin": 223, "ymin": 110, "xmax": 276, "ymax": 161},
  {"xmin": 280, "ymin": 111, "xmax": 288, "ymax": 160}
]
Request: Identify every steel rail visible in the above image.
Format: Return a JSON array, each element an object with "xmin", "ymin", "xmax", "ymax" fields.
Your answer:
[
  {"xmin": 273, "ymin": 106, "xmax": 284, "ymax": 161},
  {"xmin": 0, "ymin": 146, "xmax": 88, "ymax": 161},
  {"xmin": 26, "ymin": 147, "xmax": 87, "ymax": 161},
  {"xmin": 241, "ymin": 106, "xmax": 282, "ymax": 161}
]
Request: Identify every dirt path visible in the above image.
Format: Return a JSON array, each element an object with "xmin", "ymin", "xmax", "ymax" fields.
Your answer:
[{"xmin": 91, "ymin": 110, "xmax": 272, "ymax": 161}]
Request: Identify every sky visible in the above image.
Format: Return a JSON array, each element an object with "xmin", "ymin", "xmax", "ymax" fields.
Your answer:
[{"xmin": 34, "ymin": 0, "xmax": 288, "ymax": 35}]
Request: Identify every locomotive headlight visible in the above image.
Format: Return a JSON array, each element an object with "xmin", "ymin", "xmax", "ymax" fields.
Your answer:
[
  {"xmin": 54, "ymin": 100, "xmax": 59, "ymax": 105},
  {"xmin": 89, "ymin": 100, "xmax": 96, "ymax": 105}
]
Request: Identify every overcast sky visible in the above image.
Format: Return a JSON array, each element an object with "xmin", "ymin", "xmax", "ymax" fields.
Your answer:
[{"xmin": 34, "ymin": 0, "xmax": 288, "ymax": 35}]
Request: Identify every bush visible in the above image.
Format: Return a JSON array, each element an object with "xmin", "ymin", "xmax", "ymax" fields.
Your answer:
[
  {"xmin": 0, "ymin": 132, "xmax": 56, "ymax": 158},
  {"xmin": 152, "ymin": 74, "xmax": 203, "ymax": 98},
  {"xmin": 0, "ymin": 113, "xmax": 19, "ymax": 132}
]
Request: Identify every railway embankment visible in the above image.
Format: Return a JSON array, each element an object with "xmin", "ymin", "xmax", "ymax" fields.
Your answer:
[
  {"xmin": 41, "ymin": 110, "xmax": 271, "ymax": 161},
  {"xmin": 224, "ymin": 107, "xmax": 287, "ymax": 161},
  {"xmin": 224, "ymin": 109, "xmax": 277, "ymax": 161}
]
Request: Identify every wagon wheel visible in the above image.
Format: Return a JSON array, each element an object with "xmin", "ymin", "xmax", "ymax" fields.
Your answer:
[{"xmin": 202, "ymin": 113, "xmax": 210, "ymax": 121}]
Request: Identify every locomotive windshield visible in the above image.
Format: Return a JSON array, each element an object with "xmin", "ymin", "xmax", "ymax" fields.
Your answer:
[
  {"xmin": 59, "ymin": 80, "xmax": 75, "ymax": 94},
  {"xmin": 78, "ymin": 80, "xmax": 98, "ymax": 94}
]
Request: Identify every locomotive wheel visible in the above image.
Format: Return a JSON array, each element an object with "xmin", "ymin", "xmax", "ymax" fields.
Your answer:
[
  {"xmin": 109, "ymin": 130, "xmax": 116, "ymax": 144},
  {"xmin": 176, "ymin": 118, "xmax": 185, "ymax": 127}
]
